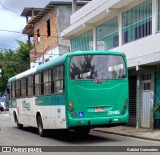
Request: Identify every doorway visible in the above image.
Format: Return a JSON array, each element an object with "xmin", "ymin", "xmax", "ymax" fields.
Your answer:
[{"xmin": 141, "ymin": 74, "xmax": 151, "ymax": 128}]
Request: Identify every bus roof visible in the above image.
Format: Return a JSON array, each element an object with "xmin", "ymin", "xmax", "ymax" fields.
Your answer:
[{"xmin": 8, "ymin": 50, "xmax": 125, "ymax": 83}]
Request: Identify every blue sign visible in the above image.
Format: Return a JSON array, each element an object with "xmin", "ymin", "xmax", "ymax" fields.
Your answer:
[{"xmin": 78, "ymin": 112, "xmax": 84, "ymax": 118}]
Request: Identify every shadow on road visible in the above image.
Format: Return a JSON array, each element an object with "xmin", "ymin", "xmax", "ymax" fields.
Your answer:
[{"xmin": 17, "ymin": 126, "xmax": 119, "ymax": 144}]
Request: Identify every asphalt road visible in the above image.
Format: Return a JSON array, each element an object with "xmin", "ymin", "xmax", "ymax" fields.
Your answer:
[{"xmin": 0, "ymin": 113, "xmax": 160, "ymax": 155}]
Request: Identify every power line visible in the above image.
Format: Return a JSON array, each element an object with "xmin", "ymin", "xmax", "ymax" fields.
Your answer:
[
  {"xmin": 0, "ymin": 29, "xmax": 21, "ymax": 33},
  {"xmin": 0, "ymin": 1, "xmax": 17, "ymax": 13},
  {"xmin": 0, "ymin": 29, "xmax": 61, "ymax": 38},
  {"xmin": 0, "ymin": 44, "xmax": 17, "ymax": 49}
]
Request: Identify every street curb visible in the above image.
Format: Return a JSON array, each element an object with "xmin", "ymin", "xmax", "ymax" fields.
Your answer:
[{"xmin": 94, "ymin": 129, "xmax": 160, "ymax": 142}]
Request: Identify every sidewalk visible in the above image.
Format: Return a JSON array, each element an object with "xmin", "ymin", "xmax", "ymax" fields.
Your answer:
[
  {"xmin": 94, "ymin": 126, "xmax": 160, "ymax": 142},
  {"xmin": 0, "ymin": 111, "xmax": 9, "ymax": 120},
  {"xmin": 0, "ymin": 110, "xmax": 9, "ymax": 115}
]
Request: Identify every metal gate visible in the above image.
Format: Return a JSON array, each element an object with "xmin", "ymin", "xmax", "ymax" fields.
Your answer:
[
  {"xmin": 128, "ymin": 76, "xmax": 137, "ymax": 127},
  {"xmin": 141, "ymin": 74, "xmax": 151, "ymax": 128}
]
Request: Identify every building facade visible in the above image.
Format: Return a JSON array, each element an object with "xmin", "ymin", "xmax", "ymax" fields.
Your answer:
[
  {"xmin": 21, "ymin": 1, "xmax": 86, "ymax": 68},
  {"xmin": 62, "ymin": 0, "xmax": 160, "ymax": 129}
]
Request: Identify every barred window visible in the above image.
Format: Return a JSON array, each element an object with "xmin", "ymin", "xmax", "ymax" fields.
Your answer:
[
  {"xmin": 122, "ymin": 0, "xmax": 152, "ymax": 44},
  {"xmin": 52, "ymin": 65, "xmax": 64, "ymax": 94},
  {"xmin": 11, "ymin": 82, "xmax": 16, "ymax": 99},
  {"xmin": 43, "ymin": 70, "xmax": 51, "ymax": 95},
  {"xmin": 27, "ymin": 75, "xmax": 34, "ymax": 97},
  {"xmin": 35, "ymin": 73, "xmax": 42, "ymax": 96},
  {"xmin": 21, "ymin": 78, "xmax": 27, "ymax": 98}
]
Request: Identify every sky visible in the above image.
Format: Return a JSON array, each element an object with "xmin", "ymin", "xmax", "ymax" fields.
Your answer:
[{"xmin": 0, "ymin": 0, "xmax": 52, "ymax": 51}]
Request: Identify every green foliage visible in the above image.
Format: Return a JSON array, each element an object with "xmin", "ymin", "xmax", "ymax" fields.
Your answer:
[{"xmin": 0, "ymin": 40, "xmax": 33, "ymax": 93}]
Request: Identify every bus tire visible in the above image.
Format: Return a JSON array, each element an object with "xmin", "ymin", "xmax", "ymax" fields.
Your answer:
[
  {"xmin": 37, "ymin": 115, "xmax": 45, "ymax": 137},
  {"xmin": 14, "ymin": 113, "xmax": 23, "ymax": 129}
]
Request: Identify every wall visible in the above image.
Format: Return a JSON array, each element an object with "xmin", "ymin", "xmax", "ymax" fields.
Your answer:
[
  {"xmin": 32, "ymin": 9, "xmax": 59, "ymax": 59},
  {"xmin": 57, "ymin": 6, "xmax": 72, "ymax": 48},
  {"xmin": 112, "ymin": 32, "xmax": 160, "ymax": 66}
]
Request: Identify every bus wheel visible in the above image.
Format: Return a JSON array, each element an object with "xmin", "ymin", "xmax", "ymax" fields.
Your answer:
[
  {"xmin": 74, "ymin": 127, "xmax": 90, "ymax": 135},
  {"xmin": 15, "ymin": 114, "xmax": 23, "ymax": 129},
  {"xmin": 37, "ymin": 115, "xmax": 45, "ymax": 137}
]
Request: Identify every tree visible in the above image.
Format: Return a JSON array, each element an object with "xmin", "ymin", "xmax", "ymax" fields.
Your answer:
[{"xmin": 0, "ymin": 40, "xmax": 33, "ymax": 93}]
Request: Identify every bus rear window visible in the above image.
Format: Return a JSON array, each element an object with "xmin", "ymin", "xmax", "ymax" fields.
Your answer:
[{"xmin": 70, "ymin": 55, "xmax": 126, "ymax": 80}]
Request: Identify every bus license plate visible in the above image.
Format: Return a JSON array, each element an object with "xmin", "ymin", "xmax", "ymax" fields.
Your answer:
[{"xmin": 95, "ymin": 108, "xmax": 104, "ymax": 112}]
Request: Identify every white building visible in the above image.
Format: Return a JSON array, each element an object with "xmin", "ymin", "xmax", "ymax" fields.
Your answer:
[{"xmin": 61, "ymin": 0, "xmax": 160, "ymax": 129}]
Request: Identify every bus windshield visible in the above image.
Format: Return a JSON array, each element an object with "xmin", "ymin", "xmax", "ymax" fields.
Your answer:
[{"xmin": 70, "ymin": 55, "xmax": 126, "ymax": 80}]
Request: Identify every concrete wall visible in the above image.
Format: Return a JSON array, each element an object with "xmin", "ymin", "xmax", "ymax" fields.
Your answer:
[
  {"xmin": 112, "ymin": 32, "xmax": 160, "ymax": 66},
  {"xmin": 57, "ymin": 6, "xmax": 72, "ymax": 48}
]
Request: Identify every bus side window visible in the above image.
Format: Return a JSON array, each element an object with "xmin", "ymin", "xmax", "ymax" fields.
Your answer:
[
  {"xmin": 11, "ymin": 82, "xmax": 16, "ymax": 99},
  {"xmin": 52, "ymin": 65, "xmax": 64, "ymax": 94},
  {"xmin": 43, "ymin": 69, "xmax": 51, "ymax": 95},
  {"xmin": 27, "ymin": 75, "xmax": 34, "ymax": 97},
  {"xmin": 41, "ymin": 72, "xmax": 44, "ymax": 95},
  {"xmin": 6, "ymin": 87, "xmax": 10, "ymax": 100},
  {"xmin": 33, "ymin": 75, "xmax": 35, "ymax": 96},
  {"xmin": 21, "ymin": 78, "xmax": 27, "ymax": 98},
  {"xmin": 35, "ymin": 73, "xmax": 42, "ymax": 96},
  {"xmin": 16, "ymin": 80, "xmax": 21, "ymax": 98}
]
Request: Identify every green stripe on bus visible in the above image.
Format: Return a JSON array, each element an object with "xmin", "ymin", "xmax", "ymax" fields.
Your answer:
[{"xmin": 36, "ymin": 95, "xmax": 66, "ymax": 106}]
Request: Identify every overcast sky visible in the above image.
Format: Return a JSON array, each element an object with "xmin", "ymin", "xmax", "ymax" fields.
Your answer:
[{"xmin": 0, "ymin": 0, "xmax": 52, "ymax": 51}]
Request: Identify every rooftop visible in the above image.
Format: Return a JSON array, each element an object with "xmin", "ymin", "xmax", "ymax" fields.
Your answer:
[
  {"xmin": 21, "ymin": 0, "xmax": 88, "ymax": 16},
  {"xmin": 21, "ymin": 0, "xmax": 88, "ymax": 35}
]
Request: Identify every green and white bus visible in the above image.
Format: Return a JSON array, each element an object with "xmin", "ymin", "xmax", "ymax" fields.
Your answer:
[{"xmin": 8, "ymin": 51, "xmax": 129, "ymax": 136}]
